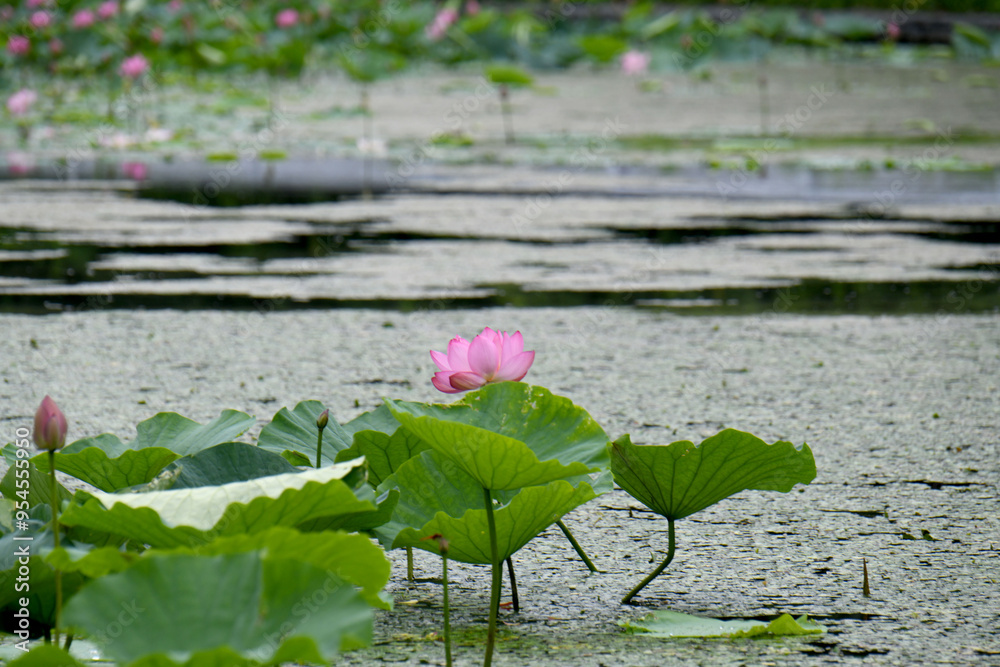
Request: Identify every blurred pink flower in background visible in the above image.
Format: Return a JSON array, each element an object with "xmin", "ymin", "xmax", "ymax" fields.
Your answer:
[
  {"xmin": 7, "ymin": 89, "xmax": 37, "ymax": 116},
  {"xmin": 119, "ymin": 54, "xmax": 148, "ymax": 79},
  {"xmin": 426, "ymin": 7, "xmax": 458, "ymax": 41},
  {"xmin": 430, "ymin": 327, "xmax": 535, "ymax": 393},
  {"xmin": 621, "ymin": 50, "xmax": 650, "ymax": 76},
  {"xmin": 151, "ymin": 26, "xmax": 164, "ymax": 44},
  {"xmin": 29, "ymin": 10, "xmax": 51, "ymax": 28},
  {"xmin": 7, "ymin": 35, "xmax": 30, "ymax": 56},
  {"xmin": 466, "ymin": 0, "xmax": 480, "ymax": 15},
  {"xmin": 886, "ymin": 22, "xmax": 901, "ymax": 41},
  {"xmin": 97, "ymin": 0, "xmax": 118, "ymax": 20},
  {"xmin": 72, "ymin": 9, "xmax": 96, "ymax": 28},
  {"xmin": 0, "ymin": 6, "xmax": 13, "ymax": 21},
  {"xmin": 122, "ymin": 161, "xmax": 148, "ymax": 181},
  {"xmin": 48, "ymin": 38, "xmax": 63, "ymax": 54},
  {"xmin": 168, "ymin": 0, "xmax": 182, "ymax": 11},
  {"xmin": 27, "ymin": 0, "xmax": 48, "ymax": 7},
  {"xmin": 275, "ymin": 8, "xmax": 298, "ymax": 28},
  {"xmin": 34, "ymin": 396, "xmax": 68, "ymax": 452},
  {"xmin": 6, "ymin": 152, "xmax": 34, "ymax": 176}
]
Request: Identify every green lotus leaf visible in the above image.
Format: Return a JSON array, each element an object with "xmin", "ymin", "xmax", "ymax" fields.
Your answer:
[
  {"xmin": 376, "ymin": 450, "xmax": 599, "ymax": 564},
  {"xmin": 128, "ymin": 410, "xmax": 255, "ymax": 456},
  {"xmin": 621, "ymin": 610, "xmax": 825, "ymax": 638},
  {"xmin": 0, "ymin": 527, "xmax": 87, "ymax": 627},
  {"xmin": 385, "ymin": 382, "xmax": 609, "ymax": 491},
  {"xmin": 164, "ymin": 442, "xmax": 298, "ymax": 489},
  {"xmin": 0, "ymin": 460, "xmax": 71, "ymax": 509},
  {"xmin": 62, "ymin": 553, "xmax": 372, "ymax": 665},
  {"xmin": 33, "ymin": 447, "xmax": 179, "ymax": 493},
  {"xmin": 335, "ymin": 427, "xmax": 429, "ymax": 488},
  {"xmin": 609, "ymin": 430, "xmax": 817, "ymax": 521},
  {"xmin": 342, "ymin": 404, "xmax": 400, "ymax": 438},
  {"xmin": 257, "ymin": 401, "xmax": 351, "ymax": 466},
  {"xmin": 46, "ymin": 527, "xmax": 391, "ymax": 610},
  {"xmin": 58, "ymin": 461, "xmax": 381, "ymax": 548},
  {"xmin": 485, "ymin": 64, "xmax": 534, "ymax": 86},
  {"xmin": 6, "ymin": 645, "xmax": 85, "ymax": 667},
  {"xmin": 24, "ymin": 410, "xmax": 255, "ymax": 491}
]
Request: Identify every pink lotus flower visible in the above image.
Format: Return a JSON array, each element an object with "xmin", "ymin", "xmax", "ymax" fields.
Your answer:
[
  {"xmin": 621, "ymin": 50, "xmax": 650, "ymax": 76},
  {"xmin": 6, "ymin": 89, "xmax": 37, "ymax": 116},
  {"xmin": 30, "ymin": 10, "xmax": 51, "ymax": 28},
  {"xmin": 34, "ymin": 395, "xmax": 67, "ymax": 451},
  {"xmin": 426, "ymin": 7, "xmax": 458, "ymax": 41},
  {"xmin": 430, "ymin": 327, "xmax": 535, "ymax": 393},
  {"xmin": 6, "ymin": 151, "xmax": 33, "ymax": 176},
  {"xmin": 7, "ymin": 35, "xmax": 30, "ymax": 56},
  {"xmin": 72, "ymin": 9, "xmax": 96, "ymax": 28},
  {"xmin": 97, "ymin": 0, "xmax": 118, "ymax": 20},
  {"xmin": 122, "ymin": 161, "xmax": 148, "ymax": 180},
  {"xmin": 119, "ymin": 54, "xmax": 148, "ymax": 79},
  {"xmin": 275, "ymin": 8, "xmax": 298, "ymax": 28}
]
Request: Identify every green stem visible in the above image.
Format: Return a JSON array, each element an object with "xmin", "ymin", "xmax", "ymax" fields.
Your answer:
[
  {"xmin": 483, "ymin": 487, "xmax": 501, "ymax": 667},
  {"xmin": 63, "ymin": 634, "xmax": 73, "ymax": 652},
  {"xmin": 48, "ymin": 451, "xmax": 62, "ymax": 643},
  {"xmin": 442, "ymin": 551, "xmax": 452, "ymax": 667},
  {"xmin": 505, "ymin": 557, "xmax": 519, "ymax": 612},
  {"xmin": 406, "ymin": 546, "xmax": 414, "ymax": 582},
  {"xmin": 621, "ymin": 518, "xmax": 676, "ymax": 605},
  {"xmin": 314, "ymin": 426, "xmax": 324, "ymax": 469},
  {"xmin": 556, "ymin": 519, "xmax": 600, "ymax": 573}
]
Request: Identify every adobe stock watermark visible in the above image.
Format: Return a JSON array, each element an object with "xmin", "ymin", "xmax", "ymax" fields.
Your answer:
[{"xmin": 12, "ymin": 426, "xmax": 33, "ymax": 652}]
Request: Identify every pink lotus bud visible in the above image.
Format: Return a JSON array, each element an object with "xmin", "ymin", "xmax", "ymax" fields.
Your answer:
[
  {"xmin": 119, "ymin": 54, "xmax": 148, "ymax": 79},
  {"xmin": 72, "ymin": 9, "xmax": 96, "ymax": 28},
  {"xmin": 7, "ymin": 35, "xmax": 30, "ymax": 56},
  {"xmin": 122, "ymin": 161, "xmax": 147, "ymax": 180},
  {"xmin": 30, "ymin": 10, "xmax": 51, "ymax": 28},
  {"xmin": 97, "ymin": 0, "xmax": 118, "ymax": 20},
  {"xmin": 316, "ymin": 409, "xmax": 330, "ymax": 429},
  {"xmin": 430, "ymin": 327, "xmax": 535, "ymax": 393},
  {"xmin": 621, "ymin": 50, "xmax": 650, "ymax": 76},
  {"xmin": 275, "ymin": 8, "xmax": 298, "ymax": 28},
  {"xmin": 6, "ymin": 89, "xmax": 37, "ymax": 116},
  {"xmin": 426, "ymin": 7, "xmax": 459, "ymax": 41},
  {"xmin": 34, "ymin": 395, "xmax": 67, "ymax": 452}
]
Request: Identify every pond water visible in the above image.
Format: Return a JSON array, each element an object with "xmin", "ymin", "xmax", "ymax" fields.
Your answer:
[{"xmin": 0, "ymin": 163, "xmax": 998, "ymax": 316}]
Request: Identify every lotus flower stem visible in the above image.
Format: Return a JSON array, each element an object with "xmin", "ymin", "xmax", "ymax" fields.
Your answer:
[
  {"xmin": 47, "ymin": 451, "xmax": 62, "ymax": 643},
  {"xmin": 483, "ymin": 487, "xmax": 501, "ymax": 667},
  {"xmin": 406, "ymin": 547, "xmax": 414, "ymax": 582},
  {"xmin": 505, "ymin": 557, "xmax": 519, "ymax": 612},
  {"xmin": 441, "ymin": 546, "xmax": 452, "ymax": 667},
  {"xmin": 621, "ymin": 518, "xmax": 675, "ymax": 605},
  {"xmin": 499, "ymin": 84, "xmax": 514, "ymax": 145},
  {"xmin": 556, "ymin": 519, "xmax": 599, "ymax": 573}
]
